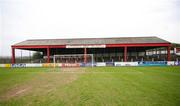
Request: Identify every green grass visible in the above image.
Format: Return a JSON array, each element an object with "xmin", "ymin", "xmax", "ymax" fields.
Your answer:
[{"xmin": 0, "ymin": 66, "xmax": 180, "ymax": 106}]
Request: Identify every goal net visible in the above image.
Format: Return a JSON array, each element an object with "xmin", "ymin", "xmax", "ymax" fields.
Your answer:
[{"xmin": 53, "ymin": 54, "xmax": 94, "ymax": 67}]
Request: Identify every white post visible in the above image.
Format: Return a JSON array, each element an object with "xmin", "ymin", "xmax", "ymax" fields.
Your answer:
[
  {"xmin": 92, "ymin": 54, "xmax": 94, "ymax": 67},
  {"xmin": 53, "ymin": 55, "xmax": 56, "ymax": 68}
]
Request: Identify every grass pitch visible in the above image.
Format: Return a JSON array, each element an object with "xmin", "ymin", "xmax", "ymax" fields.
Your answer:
[{"xmin": 0, "ymin": 66, "xmax": 180, "ymax": 106}]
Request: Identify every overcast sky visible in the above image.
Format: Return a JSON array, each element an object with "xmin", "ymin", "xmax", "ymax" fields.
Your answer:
[{"xmin": 0, "ymin": 0, "xmax": 180, "ymax": 56}]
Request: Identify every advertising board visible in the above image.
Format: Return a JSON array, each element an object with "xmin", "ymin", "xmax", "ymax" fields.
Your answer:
[
  {"xmin": 115, "ymin": 62, "xmax": 138, "ymax": 66},
  {"xmin": 0, "ymin": 64, "xmax": 5, "ymax": 67},
  {"xmin": 96, "ymin": 62, "xmax": 106, "ymax": 66},
  {"xmin": 167, "ymin": 61, "xmax": 175, "ymax": 66},
  {"xmin": 106, "ymin": 62, "xmax": 114, "ymax": 66},
  {"xmin": 138, "ymin": 61, "xmax": 167, "ymax": 66},
  {"xmin": 61, "ymin": 63, "xmax": 80, "ymax": 67},
  {"xmin": 43, "ymin": 63, "xmax": 55, "ymax": 67},
  {"xmin": 26, "ymin": 64, "xmax": 43, "ymax": 67},
  {"xmin": 175, "ymin": 61, "xmax": 180, "ymax": 66},
  {"xmin": 11, "ymin": 64, "xmax": 26, "ymax": 67}
]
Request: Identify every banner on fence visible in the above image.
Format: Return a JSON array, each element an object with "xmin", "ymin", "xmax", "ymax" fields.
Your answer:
[
  {"xmin": 106, "ymin": 62, "xmax": 114, "ymax": 66},
  {"xmin": 61, "ymin": 63, "xmax": 80, "ymax": 67},
  {"xmin": 26, "ymin": 64, "xmax": 42, "ymax": 67},
  {"xmin": 80, "ymin": 63, "xmax": 94, "ymax": 67},
  {"xmin": 11, "ymin": 64, "xmax": 26, "ymax": 67},
  {"xmin": 43, "ymin": 63, "xmax": 54, "ymax": 67},
  {"xmin": 0, "ymin": 64, "xmax": 11, "ymax": 68},
  {"xmin": 0, "ymin": 64, "xmax": 4, "ymax": 67},
  {"xmin": 42, "ymin": 63, "xmax": 62, "ymax": 67},
  {"xmin": 167, "ymin": 61, "xmax": 175, "ymax": 66},
  {"xmin": 5, "ymin": 64, "xmax": 11, "ymax": 68},
  {"xmin": 175, "ymin": 61, "xmax": 180, "ymax": 66},
  {"xmin": 138, "ymin": 61, "xmax": 167, "ymax": 66},
  {"xmin": 96, "ymin": 62, "xmax": 106, "ymax": 66},
  {"xmin": 115, "ymin": 62, "xmax": 138, "ymax": 66}
]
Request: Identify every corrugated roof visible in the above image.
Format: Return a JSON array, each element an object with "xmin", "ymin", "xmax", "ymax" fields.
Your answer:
[{"xmin": 13, "ymin": 36, "xmax": 170, "ymax": 46}]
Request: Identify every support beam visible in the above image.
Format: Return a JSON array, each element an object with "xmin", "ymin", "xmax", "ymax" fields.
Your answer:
[
  {"xmin": 124, "ymin": 46, "xmax": 127, "ymax": 62},
  {"xmin": 167, "ymin": 46, "xmax": 171, "ymax": 61},
  {"xmin": 47, "ymin": 47, "xmax": 50, "ymax": 63},
  {"xmin": 11, "ymin": 47, "xmax": 15, "ymax": 64},
  {"xmin": 84, "ymin": 48, "xmax": 87, "ymax": 64}
]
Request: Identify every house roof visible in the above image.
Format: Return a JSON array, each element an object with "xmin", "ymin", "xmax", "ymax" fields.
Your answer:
[{"xmin": 13, "ymin": 36, "xmax": 170, "ymax": 46}]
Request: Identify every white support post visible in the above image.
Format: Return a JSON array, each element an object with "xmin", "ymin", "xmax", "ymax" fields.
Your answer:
[
  {"xmin": 92, "ymin": 54, "xmax": 94, "ymax": 67},
  {"xmin": 53, "ymin": 55, "xmax": 56, "ymax": 68}
]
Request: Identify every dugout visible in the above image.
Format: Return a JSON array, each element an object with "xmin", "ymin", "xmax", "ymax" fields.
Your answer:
[{"xmin": 11, "ymin": 36, "xmax": 172, "ymax": 63}]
